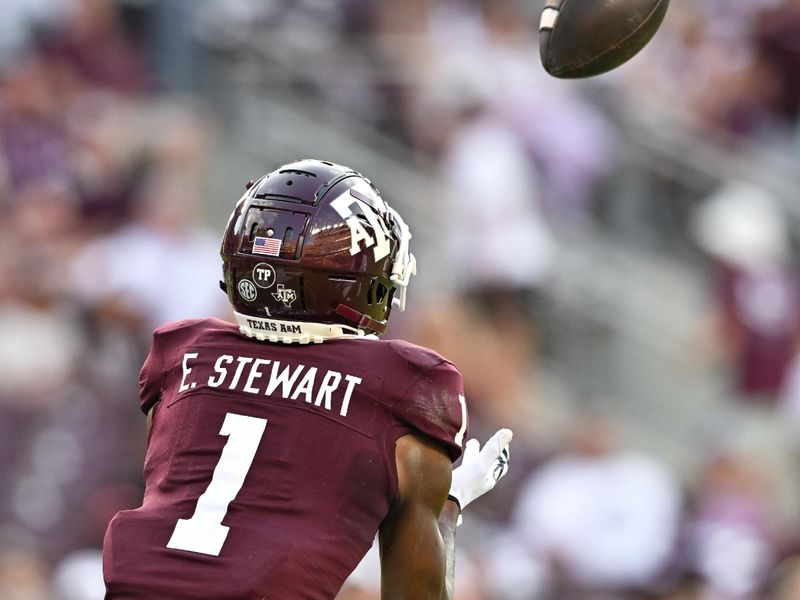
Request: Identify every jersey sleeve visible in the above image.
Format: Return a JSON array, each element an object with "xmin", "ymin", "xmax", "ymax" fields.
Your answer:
[
  {"xmin": 395, "ymin": 359, "xmax": 467, "ymax": 462},
  {"xmin": 137, "ymin": 318, "xmax": 222, "ymax": 415},
  {"xmin": 139, "ymin": 330, "xmax": 165, "ymax": 415}
]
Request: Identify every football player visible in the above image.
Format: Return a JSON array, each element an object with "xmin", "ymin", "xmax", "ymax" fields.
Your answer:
[{"xmin": 102, "ymin": 159, "xmax": 512, "ymax": 599}]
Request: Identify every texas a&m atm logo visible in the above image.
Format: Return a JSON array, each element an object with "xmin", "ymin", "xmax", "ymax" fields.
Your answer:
[
  {"xmin": 331, "ymin": 183, "xmax": 392, "ymax": 261},
  {"xmin": 271, "ymin": 284, "xmax": 296, "ymax": 308}
]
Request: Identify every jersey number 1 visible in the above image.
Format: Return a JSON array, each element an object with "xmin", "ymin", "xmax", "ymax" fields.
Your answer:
[{"xmin": 167, "ymin": 412, "xmax": 267, "ymax": 556}]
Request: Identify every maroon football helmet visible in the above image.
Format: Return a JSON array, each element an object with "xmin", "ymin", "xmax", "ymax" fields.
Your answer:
[{"xmin": 220, "ymin": 159, "xmax": 415, "ymax": 343}]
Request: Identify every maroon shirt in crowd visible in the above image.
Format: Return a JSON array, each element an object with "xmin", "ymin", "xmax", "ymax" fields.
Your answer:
[
  {"xmin": 715, "ymin": 263, "xmax": 800, "ymax": 400},
  {"xmin": 102, "ymin": 318, "xmax": 465, "ymax": 599}
]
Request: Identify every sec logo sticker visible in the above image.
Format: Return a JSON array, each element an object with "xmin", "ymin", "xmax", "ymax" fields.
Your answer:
[{"xmin": 237, "ymin": 279, "xmax": 258, "ymax": 302}]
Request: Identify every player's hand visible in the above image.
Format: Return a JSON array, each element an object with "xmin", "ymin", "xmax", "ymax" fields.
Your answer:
[{"xmin": 448, "ymin": 428, "xmax": 513, "ymax": 512}]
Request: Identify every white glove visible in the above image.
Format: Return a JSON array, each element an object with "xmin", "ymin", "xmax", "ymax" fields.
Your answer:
[{"xmin": 449, "ymin": 428, "xmax": 513, "ymax": 512}]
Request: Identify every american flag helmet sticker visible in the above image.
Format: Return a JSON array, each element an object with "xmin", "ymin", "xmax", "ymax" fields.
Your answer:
[{"xmin": 252, "ymin": 236, "xmax": 282, "ymax": 257}]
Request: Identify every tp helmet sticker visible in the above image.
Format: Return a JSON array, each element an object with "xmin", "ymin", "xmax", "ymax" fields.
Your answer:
[{"xmin": 252, "ymin": 263, "xmax": 277, "ymax": 289}]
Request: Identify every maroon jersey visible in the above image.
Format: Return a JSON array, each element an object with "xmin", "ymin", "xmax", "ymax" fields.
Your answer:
[{"xmin": 103, "ymin": 318, "xmax": 466, "ymax": 600}]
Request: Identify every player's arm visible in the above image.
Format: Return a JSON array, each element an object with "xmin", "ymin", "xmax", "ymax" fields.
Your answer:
[
  {"xmin": 379, "ymin": 429, "xmax": 513, "ymax": 599},
  {"xmin": 379, "ymin": 433, "xmax": 452, "ymax": 599}
]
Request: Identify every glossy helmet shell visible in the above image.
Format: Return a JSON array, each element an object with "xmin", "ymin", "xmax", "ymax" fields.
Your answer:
[{"xmin": 220, "ymin": 159, "xmax": 413, "ymax": 338}]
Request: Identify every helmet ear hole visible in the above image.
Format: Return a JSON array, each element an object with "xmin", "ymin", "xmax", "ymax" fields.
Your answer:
[
  {"xmin": 367, "ymin": 280, "xmax": 375, "ymax": 305},
  {"xmin": 375, "ymin": 282, "xmax": 389, "ymax": 304},
  {"xmin": 366, "ymin": 279, "xmax": 390, "ymax": 306}
]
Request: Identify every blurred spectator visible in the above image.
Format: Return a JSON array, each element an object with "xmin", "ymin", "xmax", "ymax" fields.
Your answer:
[
  {"xmin": 410, "ymin": 293, "xmax": 555, "ymax": 529},
  {"xmin": 692, "ymin": 181, "xmax": 800, "ymax": 403},
  {"xmin": 0, "ymin": 202, "xmax": 86, "ymax": 550},
  {"xmin": 423, "ymin": 0, "xmax": 614, "ymax": 223},
  {"xmin": 0, "ymin": 258, "xmax": 83, "ymax": 403},
  {"xmin": 41, "ymin": 0, "xmax": 150, "ymax": 96},
  {"xmin": 413, "ymin": 150, "xmax": 565, "ymax": 518},
  {"xmin": 440, "ymin": 106, "xmax": 554, "ymax": 300},
  {"xmin": 0, "ymin": 0, "xmax": 218, "ymax": 579},
  {"xmin": 621, "ymin": 0, "xmax": 800, "ymax": 144},
  {"xmin": 686, "ymin": 452, "xmax": 777, "ymax": 599},
  {"xmin": 433, "ymin": 104, "xmax": 554, "ymax": 485},
  {"xmin": 0, "ymin": 549, "xmax": 50, "ymax": 600},
  {"xmin": 513, "ymin": 413, "xmax": 681, "ymax": 598},
  {"xmin": 480, "ymin": 527, "xmax": 550, "ymax": 600},
  {"xmin": 755, "ymin": 0, "xmax": 800, "ymax": 132},
  {"xmin": 0, "ymin": 54, "xmax": 72, "ymax": 194},
  {"xmin": 66, "ymin": 91, "xmax": 145, "ymax": 227},
  {"xmin": 52, "ymin": 549, "xmax": 104, "ymax": 600},
  {"xmin": 69, "ymin": 170, "xmax": 228, "ymax": 332}
]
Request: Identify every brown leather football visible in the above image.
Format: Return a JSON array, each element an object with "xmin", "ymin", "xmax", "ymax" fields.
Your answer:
[{"xmin": 539, "ymin": 0, "xmax": 670, "ymax": 79}]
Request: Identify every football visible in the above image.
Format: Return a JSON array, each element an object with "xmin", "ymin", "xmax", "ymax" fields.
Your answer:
[{"xmin": 539, "ymin": 0, "xmax": 670, "ymax": 79}]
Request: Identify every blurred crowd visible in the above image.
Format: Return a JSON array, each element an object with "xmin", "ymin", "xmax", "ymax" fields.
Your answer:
[
  {"xmin": 0, "ymin": 1, "xmax": 228, "ymax": 598},
  {"xmin": 2, "ymin": 1, "xmax": 800, "ymax": 599}
]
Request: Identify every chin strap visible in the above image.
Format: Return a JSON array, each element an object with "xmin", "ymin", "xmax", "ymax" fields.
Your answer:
[{"xmin": 335, "ymin": 304, "xmax": 387, "ymax": 335}]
